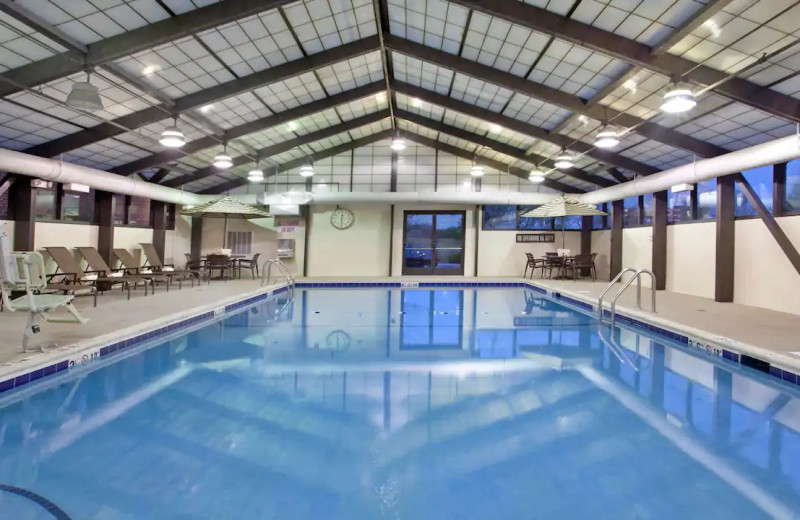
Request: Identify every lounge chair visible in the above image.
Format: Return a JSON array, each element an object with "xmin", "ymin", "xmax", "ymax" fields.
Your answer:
[
  {"xmin": 45, "ymin": 246, "xmax": 136, "ymax": 301},
  {"xmin": 139, "ymin": 243, "xmax": 200, "ymax": 282},
  {"xmin": 76, "ymin": 246, "xmax": 167, "ymax": 292},
  {"xmin": 114, "ymin": 248, "xmax": 188, "ymax": 289},
  {"xmin": 0, "ymin": 234, "xmax": 87, "ymax": 352}
]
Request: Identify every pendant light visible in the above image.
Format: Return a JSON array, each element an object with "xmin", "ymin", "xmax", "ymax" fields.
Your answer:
[
  {"xmin": 594, "ymin": 124, "xmax": 620, "ymax": 149},
  {"xmin": 661, "ymin": 81, "xmax": 696, "ymax": 114},
  {"xmin": 554, "ymin": 151, "xmax": 574, "ymax": 169},
  {"xmin": 391, "ymin": 137, "xmax": 406, "ymax": 151},
  {"xmin": 247, "ymin": 155, "xmax": 264, "ymax": 182},
  {"xmin": 159, "ymin": 116, "xmax": 185, "ymax": 148},
  {"xmin": 299, "ymin": 163, "xmax": 314, "ymax": 178},
  {"xmin": 529, "ymin": 169, "xmax": 546, "ymax": 184},
  {"xmin": 213, "ymin": 143, "xmax": 233, "ymax": 169},
  {"xmin": 66, "ymin": 71, "xmax": 103, "ymax": 111},
  {"xmin": 470, "ymin": 164, "xmax": 485, "ymax": 177}
]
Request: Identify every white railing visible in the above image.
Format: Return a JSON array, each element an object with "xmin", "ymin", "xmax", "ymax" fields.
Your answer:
[
  {"xmin": 597, "ymin": 268, "xmax": 657, "ymax": 330},
  {"xmin": 260, "ymin": 258, "xmax": 295, "ymax": 295}
]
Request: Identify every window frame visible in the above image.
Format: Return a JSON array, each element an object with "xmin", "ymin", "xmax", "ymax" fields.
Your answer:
[{"xmin": 481, "ymin": 205, "xmax": 584, "ymax": 231}]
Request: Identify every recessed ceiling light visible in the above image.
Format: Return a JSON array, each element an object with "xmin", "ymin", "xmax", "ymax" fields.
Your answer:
[
  {"xmin": 286, "ymin": 121, "xmax": 297, "ymax": 132},
  {"xmin": 142, "ymin": 65, "xmax": 160, "ymax": 76},
  {"xmin": 489, "ymin": 124, "xmax": 502, "ymax": 133},
  {"xmin": 200, "ymin": 104, "xmax": 214, "ymax": 113},
  {"xmin": 623, "ymin": 79, "xmax": 637, "ymax": 93},
  {"xmin": 412, "ymin": 98, "xmax": 422, "ymax": 108},
  {"xmin": 375, "ymin": 92, "xmax": 387, "ymax": 103}
]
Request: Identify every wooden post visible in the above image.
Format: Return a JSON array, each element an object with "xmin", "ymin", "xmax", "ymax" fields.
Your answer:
[
  {"xmin": 96, "ymin": 191, "xmax": 115, "ymax": 267},
  {"xmin": 151, "ymin": 200, "xmax": 167, "ymax": 262},
  {"xmin": 610, "ymin": 199, "xmax": 623, "ymax": 280},
  {"xmin": 715, "ymin": 175, "xmax": 735, "ymax": 302},
  {"xmin": 190, "ymin": 217, "xmax": 203, "ymax": 263},
  {"xmin": 580, "ymin": 215, "xmax": 592, "ymax": 255},
  {"xmin": 652, "ymin": 190, "xmax": 667, "ymax": 290},
  {"xmin": 10, "ymin": 176, "xmax": 35, "ymax": 250}
]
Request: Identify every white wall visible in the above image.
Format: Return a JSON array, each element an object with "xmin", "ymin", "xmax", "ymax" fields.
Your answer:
[
  {"xmin": 35, "ymin": 222, "xmax": 99, "ymax": 272},
  {"xmin": 164, "ymin": 215, "xmax": 192, "ymax": 268},
  {"xmin": 591, "ymin": 229, "xmax": 611, "ymax": 280},
  {"xmin": 306, "ymin": 204, "xmax": 392, "ymax": 277},
  {"xmin": 622, "ymin": 227, "xmax": 653, "ymax": 287},
  {"xmin": 477, "ymin": 227, "xmax": 581, "ymax": 277},
  {"xmin": 113, "ymin": 226, "xmax": 154, "ymax": 267},
  {"xmin": 666, "ymin": 222, "xmax": 715, "ymax": 299}
]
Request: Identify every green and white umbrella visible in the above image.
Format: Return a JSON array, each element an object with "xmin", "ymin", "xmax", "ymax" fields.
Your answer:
[
  {"xmin": 182, "ymin": 196, "xmax": 271, "ymax": 248},
  {"xmin": 521, "ymin": 196, "xmax": 607, "ymax": 248}
]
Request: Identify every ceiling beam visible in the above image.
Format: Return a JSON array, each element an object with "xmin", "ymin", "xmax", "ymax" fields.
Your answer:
[
  {"xmin": 149, "ymin": 168, "xmax": 171, "ymax": 184},
  {"xmin": 0, "ymin": 0, "xmax": 296, "ymax": 99},
  {"xmin": 201, "ymin": 130, "xmax": 394, "ymax": 194},
  {"xmin": 449, "ymin": 0, "xmax": 800, "ymax": 124},
  {"xmin": 395, "ymin": 109, "xmax": 614, "ymax": 188},
  {"xmin": 112, "ymin": 81, "xmax": 385, "ymax": 175},
  {"xmin": 396, "ymin": 130, "xmax": 580, "ymax": 193},
  {"xmin": 166, "ymin": 110, "xmax": 390, "ymax": 188},
  {"xmin": 24, "ymin": 36, "xmax": 380, "ymax": 158},
  {"xmin": 606, "ymin": 168, "xmax": 629, "ymax": 183},
  {"xmin": 393, "ymin": 80, "xmax": 659, "ymax": 176},
  {"xmin": 385, "ymin": 35, "xmax": 727, "ymax": 158}
]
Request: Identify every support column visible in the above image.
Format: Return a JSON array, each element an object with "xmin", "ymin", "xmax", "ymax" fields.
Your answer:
[
  {"xmin": 10, "ymin": 176, "xmax": 35, "ymax": 250},
  {"xmin": 610, "ymin": 199, "xmax": 623, "ymax": 280},
  {"xmin": 390, "ymin": 151, "xmax": 398, "ymax": 192},
  {"xmin": 652, "ymin": 190, "xmax": 667, "ymax": 290},
  {"xmin": 580, "ymin": 215, "xmax": 592, "ymax": 255},
  {"xmin": 715, "ymin": 175, "xmax": 736, "ymax": 302},
  {"xmin": 151, "ymin": 200, "xmax": 167, "ymax": 262},
  {"xmin": 96, "ymin": 191, "xmax": 115, "ymax": 267},
  {"xmin": 190, "ymin": 217, "xmax": 203, "ymax": 263}
]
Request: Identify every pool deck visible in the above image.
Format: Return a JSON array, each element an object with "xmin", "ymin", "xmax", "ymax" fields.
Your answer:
[{"xmin": 1, "ymin": 275, "xmax": 800, "ymax": 381}]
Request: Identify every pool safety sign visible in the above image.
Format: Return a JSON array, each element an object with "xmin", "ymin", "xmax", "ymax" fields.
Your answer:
[{"xmin": 276, "ymin": 218, "xmax": 300, "ymax": 233}]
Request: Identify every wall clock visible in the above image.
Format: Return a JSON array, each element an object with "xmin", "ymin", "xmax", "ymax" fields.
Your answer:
[{"xmin": 330, "ymin": 207, "xmax": 355, "ymax": 230}]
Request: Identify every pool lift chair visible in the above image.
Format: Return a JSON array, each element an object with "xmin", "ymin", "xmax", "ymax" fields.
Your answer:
[{"xmin": 0, "ymin": 233, "xmax": 87, "ymax": 352}]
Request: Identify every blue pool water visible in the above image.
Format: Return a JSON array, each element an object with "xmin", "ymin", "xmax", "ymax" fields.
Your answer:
[{"xmin": 1, "ymin": 287, "xmax": 800, "ymax": 519}]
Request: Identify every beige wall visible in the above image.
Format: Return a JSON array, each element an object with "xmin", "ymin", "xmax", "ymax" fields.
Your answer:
[
  {"xmin": 591, "ymin": 229, "xmax": 611, "ymax": 280},
  {"xmin": 164, "ymin": 215, "xmax": 192, "ymax": 267},
  {"xmin": 666, "ymin": 222, "xmax": 715, "ymax": 299},
  {"xmin": 306, "ymin": 205, "xmax": 392, "ymax": 277},
  {"xmin": 477, "ymin": 226, "xmax": 581, "ymax": 277},
  {"xmin": 622, "ymin": 227, "xmax": 653, "ymax": 287}
]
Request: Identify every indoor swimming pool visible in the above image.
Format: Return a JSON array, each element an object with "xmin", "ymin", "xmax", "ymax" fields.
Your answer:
[{"xmin": 0, "ymin": 287, "xmax": 799, "ymax": 519}]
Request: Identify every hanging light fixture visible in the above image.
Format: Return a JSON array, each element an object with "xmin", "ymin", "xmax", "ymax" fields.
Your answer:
[
  {"xmin": 299, "ymin": 164, "xmax": 314, "ymax": 177},
  {"xmin": 159, "ymin": 117, "xmax": 185, "ymax": 148},
  {"xmin": 529, "ymin": 169, "xmax": 546, "ymax": 184},
  {"xmin": 247, "ymin": 168, "xmax": 264, "ymax": 182},
  {"xmin": 470, "ymin": 164, "xmax": 485, "ymax": 177},
  {"xmin": 391, "ymin": 137, "xmax": 406, "ymax": 151},
  {"xmin": 554, "ymin": 151, "xmax": 574, "ymax": 169},
  {"xmin": 213, "ymin": 143, "xmax": 233, "ymax": 169},
  {"xmin": 66, "ymin": 71, "xmax": 103, "ymax": 111},
  {"xmin": 661, "ymin": 81, "xmax": 696, "ymax": 114},
  {"xmin": 594, "ymin": 124, "xmax": 620, "ymax": 149}
]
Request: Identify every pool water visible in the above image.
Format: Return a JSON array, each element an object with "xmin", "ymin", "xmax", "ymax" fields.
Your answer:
[{"xmin": 1, "ymin": 287, "xmax": 799, "ymax": 519}]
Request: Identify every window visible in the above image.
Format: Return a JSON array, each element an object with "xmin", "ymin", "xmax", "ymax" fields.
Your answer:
[
  {"xmin": 785, "ymin": 160, "xmax": 800, "ymax": 212},
  {"xmin": 518, "ymin": 205, "xmax": 551, "ymax": 230},
  {"xmin": 227, "ymin": 231, "xmax": 252, "ymax": 255},
  {"xmin": 128, "ymin": 197, "xmax": 150, "ymax": 227},
  {"xmin": 113, "ymin": 194, "xmax": 126, "ymax": 225},
  {"xmin": 668, "ymin": 188, "xmax": 692, "ymax": 223},
  {"xmin": 61, "ymin": 188, "xmax": 93, "ymax": 222},
  {"xmin": 34, "ymin": 184, "xmax": 57, "ymax": 220},
  {"xmin": 554, "ymin": 216, "xmax": 582, "ymax": 230},
  {"xmin": 622, "ymin": 196, "xmax": 640, "ymax": 227},
  {"xmin": 592, "ymin": 203, "xmax": 607, "ymax": 229},
  {"xmin": 735, "ymin": 166, "xmax": 772, "ymax": 217},
  {"xmin": 642, "ymin": 193, "xmax": 654, "ymax": 225},
  {"xmin": 697, "ymin": 179, "xmax": 716, "ymax": 219},
  {"xmin": 482, "ymin": 205, "xmax": 516, "ymax": 229}
]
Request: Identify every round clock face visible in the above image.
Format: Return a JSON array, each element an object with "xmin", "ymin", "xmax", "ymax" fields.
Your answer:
[{"xmin": 330, "ymin": 208, "xmax": 355, "ymax": 230}]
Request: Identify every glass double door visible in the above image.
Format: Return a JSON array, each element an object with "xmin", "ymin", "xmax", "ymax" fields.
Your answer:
[{"xmin": 402, "ymin": 211, "xmax": 466, "ymax": 275}]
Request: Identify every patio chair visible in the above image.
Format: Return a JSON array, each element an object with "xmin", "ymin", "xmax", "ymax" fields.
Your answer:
[
  {"xmin": 0, "ymin": 234, "xmax": 87, "ymax": 352},
  {"xmin": 45, "ymin": 246, "xmax": 134, "ymax": 302},
  {"xmin": 523, "ymin": 253, "xmax": 545, "ymax": 279},
  {"xmin": 113, "ymin": 248, "xmax": 182, "ymax": 291},
  {"xmin": 139, "ymin": 243, "xmax": 199, "ymax": 282},
  {"xmin": 235, "ymin": 252, "xmax": 261, "ymax": 279},
  {"xmin": 543, "ymin": 252, "xmax": 562, "ymax": 279},
  {"xmin": 205, "ymin": 254, "xmax": 233, "ymax": 281},
  {"xmin": 76, "ymin": 246, "xmax": 160, "ymax": 294},
  {"xmin": 184, "ymin": 252, "xmax": 204, "ymax": 271},
  {"xmin": 571, "ymin": 254, "xmax": 597, "ymax": 281}
]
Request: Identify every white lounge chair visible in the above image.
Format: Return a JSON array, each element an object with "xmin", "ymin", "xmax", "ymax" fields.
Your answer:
[{"xmin": 0, "ymin": 233, "xmax": 87, "ymax": 352}]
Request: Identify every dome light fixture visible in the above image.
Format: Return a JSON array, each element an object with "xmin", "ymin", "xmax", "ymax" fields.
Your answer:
[
  {"xmin": 594, "ymin": 124, "xmax": 620, "ymax": 149},
  {"xmin": 247, "ymin": 168, "xmax": 264, "ymax": 182},
  {"xmin": 470, "ymin": 164, "xmax": 485, "ymax": 177},
  {"xmin": 299, "ymin": 164, "xmax": 315, "ymax": 178},
  {"xmin": 661, "ymin": 81, "xmax": 696, "ymax": 114},
  {"xmin": 529, "ymin": 169, "xmax": 546, "ymax": 184},
  {"xmin": 66, "ymin": 71, "xmax": 103, "ymax": 111},
  {"xmin": 554, "ymin": 151, "xmax": 574, "ymax": 169},
  {"xmin": 159, "ymin": 117, "xmax": 185, "ymax": 148},
  {"xmin": 212, "ymin": 145, "xmax": 233, "ymax": 169},
  {"xmin": 391, "ymin": 137, "xmax": 406, "ymax": 151}
]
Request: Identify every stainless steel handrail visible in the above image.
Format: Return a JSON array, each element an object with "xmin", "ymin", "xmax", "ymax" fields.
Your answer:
[
  {"xmin": 260, "ymin": 258, "xmax": 295, "ymax": 294},
  {"xmin": 597, "ymin": 267, "xmax": 638, "ymax": 322},
  {"xmin": 598, "ymin": 268, "xmax": 657, "ymax": 329}
]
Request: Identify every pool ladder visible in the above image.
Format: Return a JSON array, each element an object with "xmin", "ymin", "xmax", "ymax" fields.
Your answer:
[
  {"xmin": 596, "ymin": 268, "xmax": 657, "ymax": 372},
  {"xmin": 260, "ymin": 258, "xmax": 295, "ymax": 295}
]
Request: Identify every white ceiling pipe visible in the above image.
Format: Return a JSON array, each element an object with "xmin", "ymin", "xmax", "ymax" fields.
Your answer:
[
  {"xmin": 0, "ymin": 147, "xmax": 210, "ymax": 206},
  {"xmin": 580, "ymin": 134, "xmax": 800, "ymax": 205},
  {"xmin": 255, "ymin": 190, "xmax": 562, "ymax": 206}
]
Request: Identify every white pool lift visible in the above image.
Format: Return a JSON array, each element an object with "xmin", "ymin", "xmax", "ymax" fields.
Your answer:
[{"xmin": 0, "ymin": 232, "xmax": 87, "ymax": 352}]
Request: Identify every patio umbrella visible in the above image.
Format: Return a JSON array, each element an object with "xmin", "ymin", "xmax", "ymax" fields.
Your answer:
[
  {"xmin": 181, "ymin": 196, "xmax": 271, "ymax": 248},
  {"xmin": 521, "ymin": 196, "xmax": 607, "ymax": 248}
]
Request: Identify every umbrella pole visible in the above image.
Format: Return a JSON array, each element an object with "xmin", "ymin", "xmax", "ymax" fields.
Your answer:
[
  {"xmin": 562, "ymin": 218, "xmax": 566, "ymax": 249},
  {"xmin": 223, "ymin": 215, "xmax": 228, "ymax": 249}
]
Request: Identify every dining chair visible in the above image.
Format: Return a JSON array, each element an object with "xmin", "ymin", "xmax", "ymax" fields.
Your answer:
[
  {"xmin": 205, "ymin": 254, "xmax": 232, "ymax": 281},
  {"xmin": 570, "ymin": 254, "xmax": 596, "ymax": 281},
  {"xmin": 235, "ymin": 253, "xmax": 261, "ymax": 279},
  {"xmin": 524, "ymin": 253, "xmax": 545, "ymax": 279}
]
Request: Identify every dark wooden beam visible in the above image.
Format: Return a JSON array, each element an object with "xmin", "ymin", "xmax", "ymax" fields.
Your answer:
[
  {"xmin": 149, "ymin": 168, "xmax": 171, "ymax": 184},
  {"xmin": 190, "ymin": 217, "xmax": 203, "ymax": 263},
  {"xmin": 10, "ymin": 176, "xmax": 34, "ymax": 251},
  {"xmin": 607, "ymin": 168, "xmax": 629, "ymax": 183},
  {"xmin": 735, "ymin": 172, "xmax": 800, "ymax": 277},
  {"xmin": 0, "ymin": 174, "xmax": 14, "ymax": 198},
  {"xmin": 610, "ymin": 199, "xmax": 623, "ymax": 280},
  {"xmin": 151, "ymin": 201, "xmax": 167, "ymax": 262},
  {"xmin": 580, "ymin": 216, "xmax": 592, "ymax": 255},
  {"xmin": 652, "ymin": 190, "xmax": 667, "ymax": 290},
  {"xmin": 715, "ymin": 175, "xmax": 736, "ymax": 302},
  {"xmin": 390, "ymin": 150, "xmax": 398, "ymax": 192},
  {"xmin": 773, "ymin": 162, "xmax": 787, "ymax": 217},
  {"xmin": 95, "ymin": 191, "xmax": 115, "ymax": 267}
]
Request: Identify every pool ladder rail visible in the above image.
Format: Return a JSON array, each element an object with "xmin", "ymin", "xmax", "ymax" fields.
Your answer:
[
  {"xmin": 596, "ymin": 268, "xmax": 657, "ymax": 372},
  {"xmin": 260, "ymin": 258, "xmax": 295, "ymax": 295}
]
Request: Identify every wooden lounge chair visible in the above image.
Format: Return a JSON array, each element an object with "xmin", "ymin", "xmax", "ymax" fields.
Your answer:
[
  {"xmin": 138, "ymin": 243, "xmax": 199, "ymax": 283},
  {"xmin": 0, "ymin": 234, "xmax": 87, "ymax": 352},
  {"xmin": 76, "ymin": 246, "xmax": 165, "ymax": 292},
  {"xmin": 45, "ymin": 246, "xmax": 137, "ymax": 301}
]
